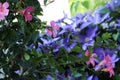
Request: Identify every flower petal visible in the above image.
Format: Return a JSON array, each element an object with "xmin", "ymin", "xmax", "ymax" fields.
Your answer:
[{"xmin": 3, "ymin": 2, "xmax": 9, "ymax": 8}]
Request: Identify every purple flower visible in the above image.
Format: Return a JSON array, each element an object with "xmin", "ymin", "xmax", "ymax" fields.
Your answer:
[
  {"xmin": 104, "ymin": 0, "xmax": 120, "ymax": 11},
  {"xmin": 94, "ymin": 48, "xmax": 119, "ymax": 64},
  {"xmin": 87, "ymin": 12, "xmax": 109, "ymax": 25},
  {"xmin": 61, "ymin": 34, "xmax": 77, "ymax": 52},
  {"xmin": 73, "ymin": 13, "xmax": 87, "ymax": 26},
  {"xmin": 46, "ymin": 75, "xmax": 53, "ymax": 80},
  {"xmin": 87, "ymin": 75, "xmax": 99, "ymax": 80},
  {"xmin": 117, "ymin": 19, "xmax": 120, "ymax": 27},
  {"xmin": 79, "ymin": 27, "xmax": 98, "ymax": 50}
]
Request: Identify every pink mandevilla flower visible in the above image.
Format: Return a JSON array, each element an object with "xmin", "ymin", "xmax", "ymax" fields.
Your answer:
[
  {"xmin": 46, "ymin": 20, "xmax": 60, "ymax": 37},
  {"xmin": 103, "ymin": 67, "xmax": 115, "ymax": 78},
  {"xmin": 85, "ymin": 50, "xmax": 97, "ymax": 67},
  {"xmin": 0, "ymin": 2, "xmax": 9, "ymax": 20},
  {"xmin": 96, "ymin": 55, "xmax": 115, "ymax": 77},
  {"xmin": 22, "ymin": 6, "xmax": 34, "ymax": 21}
]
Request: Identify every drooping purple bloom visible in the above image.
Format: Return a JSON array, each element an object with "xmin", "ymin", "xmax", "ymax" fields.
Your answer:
[{"xmin": 79, "ymin": 27, "xmax": 98, "ymax": 50}]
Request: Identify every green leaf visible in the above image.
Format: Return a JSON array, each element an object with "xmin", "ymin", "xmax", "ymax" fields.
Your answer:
[
  {"xmin": 31, "ymin": 31, "xmax": 39, "ymax": 43},
  {"xmin": 100, "ymin": 8, "xmax": 110, "ymax": 14},
  {"xmin": 102, "ymin": 32, "xmax": 111, "ymax": 40},
  {"xmin": 72, "ymin": 46, "xmax": 82, "ymax": 53},
  {"xmin": 32, "ymin": 49, "xmax": 42, "ymax": 57},
  {"xmin": 74, "ymin": 1, "xmax": 80, "ymax": 12},
  {"xmin": 44, "ymin": 0, "xmax": 48, "ymax": 6},
  {"xmin": 24, "ymin": 53, "xmax": 30, "ymax": 60},
  {"xmin": 81, "ymin": 1, "xmax": 89, "ymax": 9},
  {"xmin": 113, "ymin": 32, "xmax": 119, "ymax": 41},
  {"xmin": 81, "ymin": 55, "xmax": 88, "ymax": 62},
  {"xmin": 72, "ymin": 71, "xmax": 82, "ymax": 78}
]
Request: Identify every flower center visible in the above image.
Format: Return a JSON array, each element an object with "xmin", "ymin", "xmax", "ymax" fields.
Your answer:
[{"xmin": 85, "ymin": 37, "xmax": 90, "ymax": 42}]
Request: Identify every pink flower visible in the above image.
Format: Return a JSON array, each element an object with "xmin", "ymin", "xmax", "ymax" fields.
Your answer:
[
  {"xmin": 0, "ymin": 2, "xmax": 9, "ymax": 20},
  {"xmin": 46, "ymin": 20, "xmax": 60, "ymax": 37},
  {"xmin": 102, "ymin": 67, "xmax": 115, "ymax": 78},
  {"xmin": 85, "ymin": 50, "xmax": 97, "ymax": 67},
  {"xmin": 99, "ymin": 55, "xmax": 113, "ymax": 67},
  {"xmin": 95, "ymin": 55, "xmax": 115, "ymax": 77},
  {"xmin": 22, "ymin": 6, "xmax": 34, "ymax": 21}
]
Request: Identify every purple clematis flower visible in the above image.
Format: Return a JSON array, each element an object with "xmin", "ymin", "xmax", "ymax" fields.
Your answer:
[
  {"xmin": 116, "ymin": 19, "xmax": 120, "ymax": 27},
  {"xmin": 86, "ymin": 12, "xmax": 109, "ymax": 25},
  {"xmin": 46, "ymin": 75, "xmax": 53, "ymax": 80},
  {"xmin": 79, "ymin": 27, "xmax": 98, "ymax": 50},
  {"xmin": 61, "ymin": 34, "xmax": 77, "ymax": 52},
  {"xmin": 105, "ymin": 0, "xmax": 120, "ymax": 11},
  {"xmin": 73, "ymin": 13, "xmax": 87, "ymax": 26},
  {"xmin": 87, "ymin": 75, "xmax": 99, "ymax": 80}
]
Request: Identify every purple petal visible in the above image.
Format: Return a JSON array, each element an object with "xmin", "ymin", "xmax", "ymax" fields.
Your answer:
[{"xmin": 87, "ymin": 75, "xmax": 93, "ymax": 80}]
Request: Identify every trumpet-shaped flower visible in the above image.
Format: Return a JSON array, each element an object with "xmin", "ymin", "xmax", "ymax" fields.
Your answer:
[
  {"xmin": 46, "ymin": 20, "xmax": 60, "ymax": 37},
  {"xmin": 94, "ymin": 54, "xmax": 118, "ymax": 77},
  {"xmin": 102, "ymin": 67, "xmax": 115, "ymax": 78},
  {"xmin": 0, "ymin": 2, "xmax": 9, "ymax": 20},
  {"xmin": 85, "ymin": 50, "xmax": 97, "ymax": 67},
  {"xmin": 22, "ymin": 6, "xmax": 34, "ymax": 21}
]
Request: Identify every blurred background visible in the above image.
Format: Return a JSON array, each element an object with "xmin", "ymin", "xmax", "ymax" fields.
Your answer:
[{"xmin": 39, "ymin": 0, "xmax": 111, "ymax": 24}]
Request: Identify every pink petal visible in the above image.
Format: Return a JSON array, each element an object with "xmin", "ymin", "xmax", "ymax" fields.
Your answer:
[
  {"xmin": 25, "ymin": 14, "xmax": 32, "ymax": 21},
  {"xmin": 3, "ymin": 2, "xmax": 9, "ymax": 8},
  {"xmin": 46, "ymin": 30, "xmax": 52, "ymax": 36},
  {"xmin": 26, "ymin": 6, "xmax": 34, "ymax": 12},
  {"xmin": 91, "ymin": 53, "xmax": 97, "ymax": 57},
  {"xmin": 53, "ymin": 24, "xmax": 60, "ymax": 30},
  {"xmin": 3, "ymin": 9, "xmax": 9, "ymax": 16},
  {"xmin": 52, "ymin": 31, "xmax": 57, "ymax": 37},
  {"xmin": 21, "ymin": 10, "xmax": 25, "ymax": 15},
  {"xmin": 0, "ymin": 13, "xmax": 5, "ymax": 20},
  {"xmin": 90, "ymin": 58, "xmax": 95, "ymax": 66},
  {"xmin": 50, "ymin": 20, "xmax": 55, "ymax": 27},
  {"xmin": 104, "ymin": 67, "xmax": 115, "ymax": 78},
  {"xmin": 85, "ymin": 50, "xmax": 90, "ymax": 57},
  {"xmin": 0, "ymin": 3, "xmax": 2, "ymax": 6},
  {"xmin": 86, "ymin": 61, "xmax": 90, "ymax": 65}
]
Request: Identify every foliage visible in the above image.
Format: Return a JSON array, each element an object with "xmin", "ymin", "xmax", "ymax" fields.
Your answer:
[
  {"xmin": 69, "ymin": 0, "xmax": 111, "ymax": 16},
  {"xmin": 0, "ymin": 0, "xmax": 46, "ymax": 79},
  {"xmin": 0, "ymin": 0, "xmax": 120, "ymax": 80}
]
